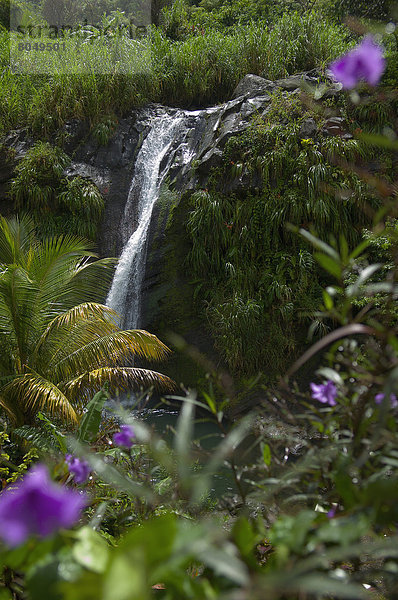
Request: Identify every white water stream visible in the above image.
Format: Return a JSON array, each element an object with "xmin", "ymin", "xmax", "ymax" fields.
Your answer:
[{"xmin": 106, "ymin": 111, "xmax": 187, "ymax": 329}]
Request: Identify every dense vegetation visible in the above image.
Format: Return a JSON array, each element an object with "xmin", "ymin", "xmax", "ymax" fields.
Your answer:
[
  {"xmin": 0, "ymin": 0, "xmax": 397, "ymax": 598},
  {"xmin": 184, "ymin": 81, "xmax": 398, "ymax": 374}
]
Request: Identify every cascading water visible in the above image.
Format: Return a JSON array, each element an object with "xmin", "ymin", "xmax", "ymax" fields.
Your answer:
[
  {"xmin": 106, "ymin": 101, "xmax": 222, "ymax": 329},
  {"xmin": 106, "ymin": 110, "xmax": 187, "ymax": 329}
]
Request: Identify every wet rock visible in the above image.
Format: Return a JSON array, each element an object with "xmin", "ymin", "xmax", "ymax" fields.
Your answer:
[
  {"xmin": 275, "ymin": 72, "xmax": 319, "ymax": 90},
  {"xmin": 321, "ymin": 116, "xmax": 352, "ymax": 138},
  {"xmin": 215, "ymin": 112, "xmax": 249, "ymax": 147},
  {"xmin": 241, "ymin": 96, "xmax": 271, "ymax": 118},
  {"xmin": 299, "ymin": 118, "xmax": 317, "ymax": 138},
  {"xmin": 232, "ymin": 74, "xmax": 275, "ymax": 99},
  {"xmin": 197, "ymin": 147, "xmax": 223, "ymax": 174},
  {"xmin": 62, "ymin": 120, "xmax": 89, "ymax": 154}
]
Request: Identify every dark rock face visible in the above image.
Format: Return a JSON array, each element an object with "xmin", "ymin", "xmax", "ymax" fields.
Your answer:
[{"xmin": 66, "ymin": 112, "xmax": 152, "ymax": 257}]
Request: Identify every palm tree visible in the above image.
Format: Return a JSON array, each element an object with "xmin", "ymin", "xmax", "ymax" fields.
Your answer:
[{"xmin": 0, "ymin": 216, "xmax": 174, "ymax": 427}]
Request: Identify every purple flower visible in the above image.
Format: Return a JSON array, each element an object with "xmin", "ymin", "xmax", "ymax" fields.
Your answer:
[
  {"xmin": 310, "ymin": 381, "xmax": 338, "ymax": 406},
  {"xmin": 113, "ymin": 424, "xmax": 135, "ymax": 448},
  {"xmin": 327, "ymin": 506, "xmax": 337, "ymax": 519},
  {"xmin": 375, "ymin": 393, "xmax": 398, "ymax": 408},
  {"xmin": 0, "ymin": 465, "xmax": 86, "ymax": 547},
  {"xmin": 329, "ymin": 36, "xmax": 385, "ymax": 89},
  {"xmin": 65, "ymin": 454, "xmax": 91, "ymax": 484}
]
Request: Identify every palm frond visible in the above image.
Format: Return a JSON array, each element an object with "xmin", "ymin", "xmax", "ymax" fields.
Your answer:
[
  {"xmin": 4, "ymin": 373, "xmax": 78, "ymax": 424},
  {"xmin": 0, "ymin": 265, "xmax": 40, "ymax": 370},
  {"xmin": 0, "ymin": 214, "xmax": 36, "ymax": 266},
  {"xmin": 35, "ymin": 302, "xmax": 120, "ymax": 350},
  {"xmin": 63, "ymin": 366, "xmax": 176, "ymax": 404},
  {"xmin": 48, "ymin": 329, "xmax": 171, "ymax": 382}
]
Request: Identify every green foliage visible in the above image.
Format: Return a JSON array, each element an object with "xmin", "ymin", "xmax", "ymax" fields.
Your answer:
[
  {"xmin": 0, "ymin": 429, "xmax": 39, "ymax": 482},
  {"xmin": 0, "ymin": 0, "xmax": 9, "ymax": 29},
  {"xmin": 58, "ymin": 177, "xmax": 105, "ymax": 239},
  {"xmin": 9, "ymin": 142, "xmax": 105, "ymax": 240},
  {"xmin": 1, "ymin": 17, "xmax": 398, "ymax": 600},
  {"xmin": 322, "ymin": 0, "xmax": 394, "ymax": 20},
  {"xmin": 10, "ymin": 141, "xmax": 70, "ymax": 213},
  {"xmin": 92, "ymin": 115, "xmax": 118, "ymax": 146},
  {"xmin": 186, "ymin": 93, "xmax": 379, "ymax": 374},
  {"xmin": 14, "ymin": 421, "xmax": 65, "ymax": 453}
]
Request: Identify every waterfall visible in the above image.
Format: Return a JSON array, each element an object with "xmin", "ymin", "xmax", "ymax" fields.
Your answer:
[{"xmin": 106, "ymin": 109, "xmax": 188, "ymax": 329}]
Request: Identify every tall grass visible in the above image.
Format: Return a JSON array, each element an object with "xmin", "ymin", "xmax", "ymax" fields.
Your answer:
[{"xmin": 0, "ymin": 11, "xmax": 352, "ymax": 135}]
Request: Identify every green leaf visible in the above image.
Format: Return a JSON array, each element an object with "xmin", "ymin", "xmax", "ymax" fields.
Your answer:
[
  {"xmin": 348, "ymin": 238, "xmax": 370, "ymax": 260},
  {"xmin": 120, "ymin": 514, "xmax": 176, "ymax": 570},
  {"xmin": 26, "ymin": 555, "xmax": 64, "ymax": 600},
  {"xmin": 232, "ymin": 517, "xmax": 261, "ymax": 569},
  {"xmin": 322, "ymin": 290, "xmax": 334, "ymax": 310},
  {"xmin": 296, "ymin": 575, "xmax": 368, "ymax": 599},
  {"xmin": 202, "ymin": 391, "xmax": 217, "ymax": 414},
  {"xmin": 299, "ymin": 229, "xmax": 339, "ymax": 261},
  {"xmin": 346, "ymin": 264, "xmax": 382, "ymax": 298},
  {"xmin": 59, "ymin": 571, "xmax": 102, "ymax": 600},
  {"xmin": 358, "ymin": 132, "xmax": 398, "ymax": 151},
  {"xmin": 199, "ymin": 546, "xmax": 249, "ymax": 586},
  {"xmin": 37, "ymin": 412, "xmax": 67, "ymax": 453},
  {"xmin": 339, "ymin": 235, "xmax": 349, "ymax": 264},
  {"xmin": 263, "ymin": 443, "xmax": 272, "ymax": 467},
  {"xmin": 103, "ymin": 554, "xmax": 147, "ymax": 600},
  {"xmin": 316, "ymin": 367, "xmax": 343, "ymax": 386},
  {"xmin": 78, "ymin": 388, "xmax": 109, "ymax": 444},
  {"xmin": 14, "ymin": 425, "xmax": 59, "ymax": 453},
  {"xmin": 314, "ymin": 252, "xmax": 342, "ymax": 279},
  {"xmin": 174, "ymin": 399, "xmax": 195, "ymax": 483},
  {"xmin": 72, "ymin": 527, "xmax": 109, "ymax": 574}
]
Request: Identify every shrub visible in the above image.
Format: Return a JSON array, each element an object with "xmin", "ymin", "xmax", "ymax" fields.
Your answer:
[
  {"xmin": 9, "ymin": 142, "xmax": 105, "ymax": 240},
  {"xmin": 10, "ymin": 141, "xmax": 70, "ymax": 213}
]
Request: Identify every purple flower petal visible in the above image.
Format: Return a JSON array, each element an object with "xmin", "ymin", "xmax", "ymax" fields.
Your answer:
[
  {"xmin": 327, "ymin": 507, "xmax": 337, "ymax": 519},
  {"xmin": 65, "ymin": 455, "xmax": 91, "ymax": 484},
  {"xmin": 310, "ymin": 381, "xmax": 338, "ymax": 406},
  {"xmin": 329, "ymin": 36, "xmax": 385, "ymax": 89},
  {"xmin": 113, "ymin": 424, "xmax": 135, "ymax": 448},
  {"xmin": 0, "ymin": 465, "xmax": 86, "ymax": 547},
  {"xmin": 375, "ymin": 393, "xmax": 398, "ymax": 408}
]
